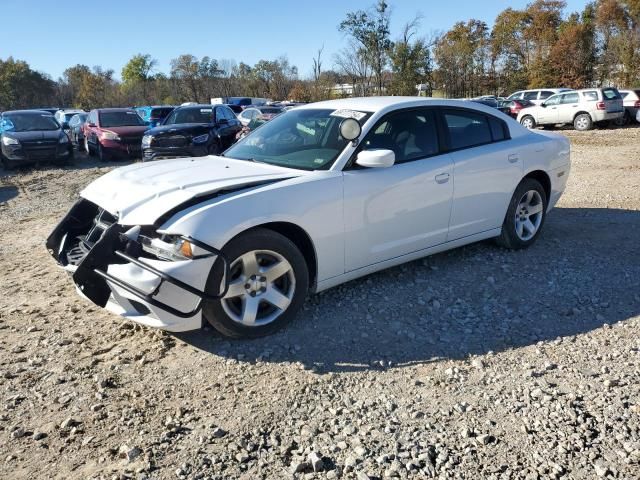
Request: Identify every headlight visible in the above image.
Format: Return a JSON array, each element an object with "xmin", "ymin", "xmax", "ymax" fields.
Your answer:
[
  {"xmin": 2, "ymin": 136, "xmax": 19, "ymax": 146},
  {"xmin": 101, "ymin": 131, "xmax": 120, "ymax": 141},
  {"xmin": 142, "ymin": 135, "xmax": 152, "ymax": 148},
  {"xmin": 59, "ymin": 134, "xmax": 69, "ymax": 144},
  {"xmin": 139, "ymin": 234, "xmax": 193, "ymax": 261},
  {"xmin": 192, "ymin": 133, "xmax": 209, "ymax": 144}
]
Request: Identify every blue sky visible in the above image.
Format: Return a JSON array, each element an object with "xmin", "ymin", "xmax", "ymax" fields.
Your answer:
[{"xmin": 3, "ymin": 0, "xmax": 589, "ymax": 80}]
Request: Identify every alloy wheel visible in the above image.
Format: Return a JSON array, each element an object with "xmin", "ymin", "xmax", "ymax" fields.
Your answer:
[
  {"xmin": 221, "ymin": 250, "xmax": 296, "ymax": 327},
  {"xmin": 521, "ymin": 117, "xmax": 534, "ymax": 129},
  {"xmin": 514, "ymin": 190, "xmax": 544, "ymax": 241}
]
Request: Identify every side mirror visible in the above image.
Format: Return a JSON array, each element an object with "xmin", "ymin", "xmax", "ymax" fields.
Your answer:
[
  {"xmin": 540, "ymin": 103, "xmax": 547, "ymax": 108},
  {"xmin": 356, "ymin": 149, "xmax": 395, "ymax": 168}
]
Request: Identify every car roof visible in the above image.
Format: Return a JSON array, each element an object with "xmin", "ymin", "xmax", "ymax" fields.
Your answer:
[
  {"xmin": 59, "ymin": 109, "xmax": 85, "ymax": 113},
  {"xmin": 93, "ymin": 108, "xmax": 137, "ymax": 113},
  {"xmin": 2, "ymin": 109, "xmax": 56, "ymax": 115},
  {"xmin": 298, "ymin": 96, "xmax": 501, "ymax": 114}
]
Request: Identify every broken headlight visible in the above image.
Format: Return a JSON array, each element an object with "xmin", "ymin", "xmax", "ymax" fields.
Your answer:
[{"xmin": 139, "ymin": 234, "xmax": 193, "ymax": 261}]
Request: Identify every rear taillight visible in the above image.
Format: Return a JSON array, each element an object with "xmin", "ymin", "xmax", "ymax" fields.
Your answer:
[
  {"xmin": 634, "ymin": 100, "xmax": 640, "ymax": 108},
  {"xmin": 596, "ymin": 102, "xmax": 606, "ymax": 110}
]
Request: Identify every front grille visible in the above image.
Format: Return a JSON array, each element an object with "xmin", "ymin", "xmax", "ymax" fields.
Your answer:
[
  {"xmin": 120, "ymin": 136, "xmax": 143, "ymax": 146},
  {"xmin": 153, "ymin": 135, "xmax": 189, "ymax": 148},
  {"xmin": 21, "ymin": 139, "xmax": 59, "ymax": 159},
  {"xmin": 65, "ymin": 208, "xmax": 118, "ymax": 266}
]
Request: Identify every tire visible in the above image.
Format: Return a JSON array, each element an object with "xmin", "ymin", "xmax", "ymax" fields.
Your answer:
[
  {"xmin": 84, "ymin": 137, "xmax": 93, "ymax": 156},
  {"xmin": 97, "ymin": 142, "xmax": 107, "ymax": 162},
  {"xmin": 573, "ymin": 113, "xmax": 592, "ymax": 131},
  {"xmin": 614, "ymin": 111, "xmax": 629, "ymax": 127},
  {"xmin": 207, "ymin": 140, "xmax": 221, "ymax": 156},
  {"xmin": 203, "ymin": 228, "xmax": 309, "ymax": 338},
  {"xmin": 496, "ymin": 178, "xmax": 547, "ymax": 250},
  {"xmin": 520, "ymin": 116, "xmax": 536, "ymax": 129}
]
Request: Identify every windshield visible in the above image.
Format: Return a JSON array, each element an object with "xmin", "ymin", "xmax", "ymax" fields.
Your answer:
[
  {"xmin": 150, "ymin": 108, "xmax": 173, "ymax": 119},
  {"xmin": 225, "ymin": 108, "xmax": 372, "ymax": 171},
  {"xmin": 164, "ymin": 107, "xmax": 213, "ymax": 125},
  {"xmin": 2, "ymin": 113, "xmax": 60, "ymax": 132},
  {"xmin": 99, "ymin": 111, "xmax": 146, "ymax": 127}
]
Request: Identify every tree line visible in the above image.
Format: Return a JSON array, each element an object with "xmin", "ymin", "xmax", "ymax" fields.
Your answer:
[{"xmin": 1, "ymin": 0, "xmax": 638, "ymax": 111}]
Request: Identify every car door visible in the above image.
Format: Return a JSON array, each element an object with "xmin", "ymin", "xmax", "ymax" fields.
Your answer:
[
  {"xmin": 556, "ymin": 92, "xmax": 580, "ymax": 123},
  {"xmin": 442, "ymin": 108, "xmax": 523, "ymax": 241},
  {"xmin": 342, "ymin": 108, "xmax": 454, "ymax": 272},
  {"xmin": 537, "ymin": 94, "xmax": 561, "ymax": 124}
]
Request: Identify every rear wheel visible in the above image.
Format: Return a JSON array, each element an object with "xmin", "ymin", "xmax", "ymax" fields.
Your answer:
[
  {"xmin": 614, "ymin": 111, "xmax": 630, "ymax": 127},
  {"xmin": 203, "ymin": 228, "xmax": 309, "ymax": 338},
  {"xmin": 574, "ymin": 113, "xmax": 592, "ymax": 131},
  {"xmin": 497, "ymin": 178, "xmax": 547, "ymax": 250},
  {"xmin": 520, "ymin": 116, "xmax": 536, "ymax": 129}
]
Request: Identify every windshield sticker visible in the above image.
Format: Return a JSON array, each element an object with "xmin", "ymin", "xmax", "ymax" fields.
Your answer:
[
  {"xmin": 330, "ymin": 109, "xmax": 367, "ymax": 120},
  {"xmin": 200, "ymin": 109, "xmax": 212, "ymax": 113}
]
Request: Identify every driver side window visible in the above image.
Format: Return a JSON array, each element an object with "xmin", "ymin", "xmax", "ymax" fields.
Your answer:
[
  {"xmin": 544, "ymin": 95, "xmax": 561, "ymax": 106},
  {"xmin": 359, "ymin": 109, "xmax": 439, "ymax": 164}
]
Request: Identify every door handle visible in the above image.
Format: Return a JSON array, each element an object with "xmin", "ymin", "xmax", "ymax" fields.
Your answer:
[
  {"xmin": 508, "ymin": 154, "xmax": 519, "ymax": 163},
  {"xmin": 435, "ymin": 173, "xmax": 450, "ymax": 184}
]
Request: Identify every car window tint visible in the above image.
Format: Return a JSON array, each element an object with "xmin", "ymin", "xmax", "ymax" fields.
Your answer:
[
  {"xmin": 582, "ymin": 91, "xmax": 598, "ymax": 101},
  {"xmin": 602, "ymin": 88, "xmax": 621, "ymax": 100},
  {"xmin": 444, "ymin": 110, "xmax": 492, "ymax": 150},
  {"xmin": 561, "ymin": 93, "xmax": 579, "ymax": 104},
  {"xmin": 488, "ymin": 116, "xmax": 506, "ymax": 141},
  {"xmin": 523, "ymin": 91, "xmax": 539, "ymax": 101},
  {"xmin": 539, "ymin": 91, "xmax": 555, "ymax": 99},
  {"xmin": 507, "ymin": 92, "xmax": 522, "ymax": 100},
  {"xmin": 361, "ymin": 109, "xmax": 439, "ymax": 163},
  {"xmin": 620, "ymin": 92, "xmax": 629, "ymax": 99}
]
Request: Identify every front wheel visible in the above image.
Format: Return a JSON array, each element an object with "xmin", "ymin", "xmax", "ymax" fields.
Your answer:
[
  {"xmin": 497, "ymin": 178, "xmax": 547, "ymax": 250},
  {"xmin": 84, "ymin": 137, "xmax": 93, "ymax": 156},
  {"xmin": 97, "ymin": 143, "xmax": 108, "ymax": 162},
  {"xmin": 203, "ymin": 228, "xmax": 309, "ymax": 338},
  {"xmin": 520, "ymin": 116, "xmax": 536, "ymax": 129}
]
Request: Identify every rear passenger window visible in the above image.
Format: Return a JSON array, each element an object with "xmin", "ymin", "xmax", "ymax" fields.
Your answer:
[
  {"xmin": 524, "ymin": 91, "xmax": 539, "ymax": 101},
  {"xmin": 444, "ymin": 110, "xmax": 492, "ymax": 150},
  {"xmin": 583, "ymin": 91, "xmax": 598, "ymax": 101},
  {"xmin": 539, "ymin": 91, "xmax": 554, "ymax": 99},
  {"xmin": 488, "ymin": 116, "xmax": 507, "ymax": 141}
]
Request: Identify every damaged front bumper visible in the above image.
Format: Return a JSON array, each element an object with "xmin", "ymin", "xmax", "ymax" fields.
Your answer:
[{"xmin": 46, "ymin": 199, "xmax": 229, "ymax": 332}]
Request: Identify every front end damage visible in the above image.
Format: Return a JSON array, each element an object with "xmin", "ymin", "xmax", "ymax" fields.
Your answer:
[{"xmin": 46, "ymin": 198, "xmax": 229, "ymax": 332}]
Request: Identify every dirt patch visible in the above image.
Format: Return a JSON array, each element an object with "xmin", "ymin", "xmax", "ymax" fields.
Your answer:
[{"xmin": 1, "ymin": 130, "xmax": 639, "ymax": 479}]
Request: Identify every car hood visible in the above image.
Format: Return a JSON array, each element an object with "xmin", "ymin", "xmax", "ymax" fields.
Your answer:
[
  {"xmin": 4, "ymin": 129, "xmax": 61, "ymax": 141},
  {"xmin": 103, "ymin": 126, "xmax": 148, "ymax": 136},
  {"xmin": 80, "ymin": 156, "xmax": 307, "ymax": 225},
  {"xmin": 146, "ymin": 123, "xmax": 211, "ymax": 137}
]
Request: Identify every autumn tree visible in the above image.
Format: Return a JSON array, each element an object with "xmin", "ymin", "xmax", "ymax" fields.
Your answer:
[
  {"xmin": 0, "ymin": 58, "xmax": 55, "ymax": 110},
  {"xmin": 339, "ymin": 0, "xmax": 391, "ymax": 94}
]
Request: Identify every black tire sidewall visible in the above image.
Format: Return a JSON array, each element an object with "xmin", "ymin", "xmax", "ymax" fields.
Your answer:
[
  {"xmin": 499, "ymin": 178, "xmax": 548, "ymax": 249},
  {"xmin": 203, "ymin": 228, "xmax": 309, "ymax": 338},
  {"xmin": 574, "ymin": 114, "xmax": 592, "ymax": 131}
]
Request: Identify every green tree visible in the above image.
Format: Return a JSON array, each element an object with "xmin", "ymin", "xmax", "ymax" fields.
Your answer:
[
  {"xmin": 388, "ymin": 19, "xmax": 433, "ymax": 96},
  {"xmin": 0, "ymin": 57, "xmax": 55, "ymax": 110},
  {"xmin": 339, "ymin": 0, "xmax": 391, "ymax": 95}
]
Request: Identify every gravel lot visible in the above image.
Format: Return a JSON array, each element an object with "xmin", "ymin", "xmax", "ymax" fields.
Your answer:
[{"xmin": 1, "ymin": 127, "xmax": 639, "ymax": 479}]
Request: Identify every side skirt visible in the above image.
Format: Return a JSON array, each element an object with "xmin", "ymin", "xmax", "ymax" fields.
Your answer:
[{"xmin": 315, "ymin": 228, "xmax": 501, "ymax": 293}]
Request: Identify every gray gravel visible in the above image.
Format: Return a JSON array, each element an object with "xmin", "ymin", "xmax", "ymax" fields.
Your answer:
[{"xmin": 0, "ymin": 127, "xmax": 639, "ymax": 479}]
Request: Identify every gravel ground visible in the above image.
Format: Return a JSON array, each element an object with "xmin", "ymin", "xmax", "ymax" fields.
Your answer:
[{"xmin": 0, "ymin": 127, "xmax": 639, "ymax": 480}]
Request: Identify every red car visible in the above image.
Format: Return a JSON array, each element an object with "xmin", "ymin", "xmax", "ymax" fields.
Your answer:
[
  {"xmin": 499, "ymin": 99, "xmax": 535, "ymax": 119},
  {"xmin": 83, "ymin": 108, "xmax": 148, "ymax": 161}
]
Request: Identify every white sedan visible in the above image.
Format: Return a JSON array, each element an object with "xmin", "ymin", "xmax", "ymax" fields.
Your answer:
[{"xmin": 47, "ymin": 97, "xmax": 571, "ymax": 338}]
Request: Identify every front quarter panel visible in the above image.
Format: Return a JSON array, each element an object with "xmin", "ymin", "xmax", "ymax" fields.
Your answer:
[{"xmin": 159, "ymin": 172, "xmax": 345, "ymax": 283}]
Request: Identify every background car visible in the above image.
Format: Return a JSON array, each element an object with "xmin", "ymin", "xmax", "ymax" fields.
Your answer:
[
  {"xmin": 68, "ymin": 112, "xmax": 88, "ymax": 147},
  {"xmin": 135, "ymin": 105, "xmax": 175, "ymax": 128},
  {"xmin": 83, "ymin": 108, "xmax": 149, "ymax": 161},
  {"xmin": 499, "ymin": 99, "xmax": 536, "ymax": 118},
  {"xmin": 616, "ymin": 89, "xmax": 640, "ymax": 125},
  {"xmin": 518, "ymin": 88, "xmax": 624, "ymax": 131},
  {"xmin": 237, "ymin": 106, "xmax": 284, "ymax": 126},
  {"xmin": 235, "ymin": 114, "xmax": 271, "ymax": 140},
  {"xmin": 142, "ymin": 104, "xmax": 242, "ymax": 161},
  {"xmin": 225, "ymin": 104, "xmax": 244, "ymax": 116},
  {"xmin": 506, "ymin": 88, "xmax": 573, "ymax": 105},
  {"xmin": 0, "ymin": 110, "xmax": 73, "ymax": 168},
  {"xmin": 55, "ymin": 108, "xmax": 85, "ymax": 138}
]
